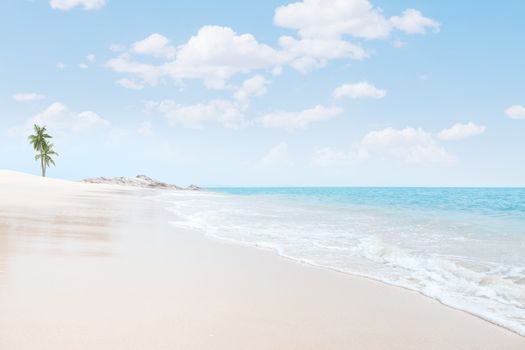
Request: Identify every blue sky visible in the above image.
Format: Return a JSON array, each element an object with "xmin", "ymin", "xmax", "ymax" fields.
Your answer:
[{"xmin": 1, "ymin": 0, "xmax": 524, "ymax": 186}]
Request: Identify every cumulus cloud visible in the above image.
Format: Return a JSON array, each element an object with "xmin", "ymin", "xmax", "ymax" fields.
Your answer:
[
  {"xmin": 333, "ymin": 81, "xmax": 386, "ymax": 99},
  {"xmin": 107, "ymin": 53, "xmax": 165, "ymax": 85},
  {"xmin": 359, "ymin": 127, "xmax": 455, "ymax": 164},
  {"xmin": 152, "ymin": 99, "xmax": 245, "ymax": 128},
  {"xmin": 116, "ymin": 78, "xmax": 144, "ymax": 90},
  {"xmin": 166, "ymin": 26, "xmax": 285, "ymax": 89},
  {"xmin": 274, "ymin": 0, "xmax": 392, "ymax": 40},
  {"xmin": 438, "ymin": 122, "xmax": 486, "ymax": 141},
  {"xmin": 273, "ymin": 0, "xmax": 438, "ymax": 72},
  {"xmin": 29, "ymin": 102, "xmax": 109, "ymax": 132},
  {"xmin": 108, "ymin": 26, "xmax": 284, "ymax": 89},
  {"xmin": 258, "ymin": 105, "xmax": 342, "ymax": 131},
  {"xmin": 505, "ymin": 105, "xmax": 525, "ymax": 120},
  {"xmin": 87, "ymin": 54, "xmax": 96, "ymax": 63},
  {"xmin": 275, "ymin": 0, "xmax": 439, "ymax": 39},
  {"xmin": 390, "ymin": 9, "xmax": 440, "ymax": 34},
  {"xmin": 131, "ymin": 33, "xmax": 176, "ymax": 59},
  {"xmin": 50, "ymin": 0, "xmax": 106, "ymax": 11},
  {"xmin": 312, "ymin": 127, "xmax": 455, "ymax": 167},
  {"xmin": 279, "ymin": 36, "xmax": 367, "ymax": 73},
  {"xmin": 107, "ymin": 2, "xmax": 439, "ymax": 88},
  {"xmin": 13, "ymin": 93, "xmax": 45, "ymax": 102},
  {"xmin": 108, "ymin": 2, "xmax": 438, "ymax": 86},
  {"xmin": 234, "ymin": 75, "xmax": 269, "ymax": 106},
  {"xmin": 258, "ymin": 142, "xmax": 292, "ymax": 168}
]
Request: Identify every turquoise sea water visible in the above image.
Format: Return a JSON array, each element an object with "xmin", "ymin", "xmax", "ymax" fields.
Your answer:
[{"xmin": 157, "ymin": 187, "xmax": 525, "ymax": 335}]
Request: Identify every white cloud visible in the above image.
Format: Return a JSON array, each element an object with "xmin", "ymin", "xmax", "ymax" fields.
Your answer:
[
  {"xmin": 273, "ymin": 0, "xmax": 438, "ymax": 72},
  {"xmin": 311, "ymin": 147, "xmax": 355, "ymax": 167},
  {"xmin": 358, "ymin": 127, "xmax": 455, "ymax": 164},
  {"xmin": 438, "ymin": 122, "xmax": 486, "ymax": 141},
  {"xmin": 50, "ymin": 0, "xmax": 106, "ymax": 11},
  {"xmin": 390, "ymin": 9, "xmax": 440, "ymax": 34},
  {"xmin": 274, "ymin": 0, "xmax": 392, "ymax": 40},
  {"xmin": 505, "ymin": 105, "xmax": 525, "ymax": 120},
  {"xmin": 131, "ymin": 33, "xmax": 176, "ymax": 59},
  {"xmin": 234, "ymin": 75, "xmax": 269, "ymax": 105},
  {"xmin": 75, "ymin": 111, "xmax": 109, "ymax": 130},
  {"xmin": 87, "ymin": 54, "xmax": 96, "ymax": 63},
  {"xmin": 153, "ymin": 99, "xmax": 244, "ymax": 128},
  {"xmin": 165, "ymin": 26, "xmax": 284, "ymax": 89},
  {"xmin": 333, "ymin": 81, "xmax": 386, "ymax": 99},
  {"xmin": 108, "ymin": 26, "xmax": 285, "ymax": 89},
  {"xmin": 279, "ymin": 36, "xmax": 367, "ymax": 73},
  {"xmin": 259, "ymin": 105, "xmax": 342, "ymax": 131},
  {"xmin": 13, "ymin": 93, "xmax": 45, "ymax": 102},
  {"xmin": 274, "ymin": 0, "xmax": 438, "ymax": 39},
  {"xmin": 137, "ymin": 121, "xmax": 153, "ymax": 136},
  {"xmin": 258, "ymin": 142, "xmax": 292, "ymax": 168},
  {"xmin": 107, "ymin": 53, "xmax": 165, "ymax": 85},
  {"xmin": 79, "ymin": 63, "xmax": 88, "ymax": 69},
  {"xmin": 116, "ymin": 78, "xmax": 144, "ymax": 90},
  {"xmin": 56, "ymin": 62, "xmax": 66, "ymax": 69},
  {"xmin": 312, "ymin": 123, "xmax": 492, "ymax": 167},
  {"xmin": 107, "ymin": 2, "xmax": 439, "ymax": 87},
  {"xmin": 311, "ymin": 127, "xmax": 456, "ymax": 167},
  {"xmin": 29, "ymin": 102, "xmax": 109, "ymax": 132}
]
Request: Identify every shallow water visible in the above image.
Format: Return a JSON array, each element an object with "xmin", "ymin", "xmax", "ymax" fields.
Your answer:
[{"xmin": 156, "ymin": 187, "xmax": 525, "ymax": 335}]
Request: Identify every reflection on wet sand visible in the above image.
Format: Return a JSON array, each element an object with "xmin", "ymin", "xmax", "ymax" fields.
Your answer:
[
  {"xmin": 0, "ymin": 222, "xmax": 10, "ymax": 276},
  {"xmin": 0, "ymin": 187, "xmax": 131, "ymax": 276}
]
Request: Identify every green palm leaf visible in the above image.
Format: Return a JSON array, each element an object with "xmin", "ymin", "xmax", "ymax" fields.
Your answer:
[{"xmin": 28, "ymin": 124, "xmax": 57, "ymax": 177}]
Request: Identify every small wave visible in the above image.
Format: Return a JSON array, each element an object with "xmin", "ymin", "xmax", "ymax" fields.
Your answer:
[{"xmin": 153, "ymin": 190, "xmax": 525, "ymax": 336}]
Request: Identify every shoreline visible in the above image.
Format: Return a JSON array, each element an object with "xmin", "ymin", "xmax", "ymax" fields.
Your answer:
[
  {"xmin": 1, "ymin": 171, "xmax": 524, "ymax": 349},
  {"xmin": 193, "ymin": 224, "xmax": 525, "ymax": 338},
  {"xmin": 158, "ymin": 188, "xmax": 525, "ymax": 338}
]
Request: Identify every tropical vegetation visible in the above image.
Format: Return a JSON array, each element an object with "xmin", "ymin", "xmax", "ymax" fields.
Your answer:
[{"xmin": 28, "ymin": 124, "xmax": 58, "ymax": 177}]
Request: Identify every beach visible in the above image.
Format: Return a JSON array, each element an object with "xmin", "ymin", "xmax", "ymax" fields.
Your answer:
[{"xmin": 0, "ymin": 170, "xmax": 524, "ymax": 350}]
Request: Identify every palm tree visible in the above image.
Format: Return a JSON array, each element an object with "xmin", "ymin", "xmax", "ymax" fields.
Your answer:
[
  {"xmin": 36, "ymin": 142, "xmax": 58, "ymax": 177},
  {"xmin": 28, "ymin": 124, "xmax": 57, "ymax": 177}
]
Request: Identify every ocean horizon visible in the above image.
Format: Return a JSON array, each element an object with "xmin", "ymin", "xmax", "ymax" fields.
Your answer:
[{"xmin": 158, "ymin": 186, "xmax": 525, "ymax": 336}]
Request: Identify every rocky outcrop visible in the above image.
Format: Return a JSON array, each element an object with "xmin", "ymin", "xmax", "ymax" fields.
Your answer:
[
  {"xmin": 186, "ymin": 184, "xmax": 201, "ymax": 191},
  {"xmin": 82, "ymin": 175, "xmax": 200, "ymax": 191}
]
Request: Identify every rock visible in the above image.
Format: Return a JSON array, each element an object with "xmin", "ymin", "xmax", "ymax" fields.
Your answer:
[{"xmin": 82, "ymin": 175, "xmax": 199, "ymax": 191}]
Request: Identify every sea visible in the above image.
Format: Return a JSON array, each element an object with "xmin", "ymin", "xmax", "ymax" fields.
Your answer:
[{"xmin": 154, "ymin": 187, "xmax": 525, "ymax": 335}]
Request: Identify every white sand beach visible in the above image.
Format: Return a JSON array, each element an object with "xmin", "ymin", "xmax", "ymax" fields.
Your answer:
[{"xmin": 0, "ymin": 170, "xmax": 524, "ymax": 350}]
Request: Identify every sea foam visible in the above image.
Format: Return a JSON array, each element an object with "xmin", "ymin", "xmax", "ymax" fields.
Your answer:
[{"xmin": 154, "ymin": 187, "xmax": 525, "ymax": 336}]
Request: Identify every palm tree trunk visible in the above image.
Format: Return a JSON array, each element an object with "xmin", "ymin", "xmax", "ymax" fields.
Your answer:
[{"xmin": 40, "ymin": 152, "xmax": 45, "ymax": 177}]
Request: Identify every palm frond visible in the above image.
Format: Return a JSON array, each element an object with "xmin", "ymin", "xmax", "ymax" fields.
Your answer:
[
  {"xmin": 46, "ymin": 157, "xmax": 56, "ymax": 167},
  {"xmin": 29, "ymin": 124, "xmax": 57, "ymax": 175}
]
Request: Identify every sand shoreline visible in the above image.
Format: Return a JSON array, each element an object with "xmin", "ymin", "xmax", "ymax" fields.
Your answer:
[
  {"xmin": 1, "ymin": 170, "xmax": 524, "ymax": 349},
  {"xmin": 195, "ymin": 224, "xmax": 525, "ymax": 339}
]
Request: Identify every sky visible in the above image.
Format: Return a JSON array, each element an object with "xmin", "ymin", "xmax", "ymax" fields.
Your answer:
[{"xmin": 0, "ymin": 0, "xmax": 524, "ymax": 187}]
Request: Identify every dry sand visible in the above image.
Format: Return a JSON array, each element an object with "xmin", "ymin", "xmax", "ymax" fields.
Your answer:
[{"xmin": 0, "ymin": 170, "xmax": 524, "ymax": 349}]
